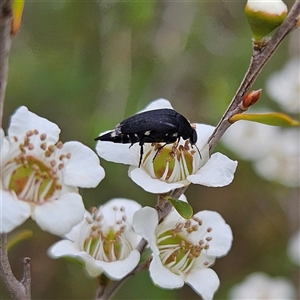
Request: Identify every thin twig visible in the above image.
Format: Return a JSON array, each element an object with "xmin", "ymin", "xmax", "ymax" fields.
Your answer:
[
  {"xmin": 0, "ymin": 0, "xmax": 13, "ymax": 126},
  {"xmin": 208, "ymin": 1, "xmax": 300, "ymax": 154},
  {"xmin": 0, "ymin": 234, "xmax": 31, "ymax": 300}
]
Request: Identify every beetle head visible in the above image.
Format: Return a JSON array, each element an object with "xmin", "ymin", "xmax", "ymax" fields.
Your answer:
[{"xmin": 190, "ymin": 127, "xmax": 197, "ymax": 145}]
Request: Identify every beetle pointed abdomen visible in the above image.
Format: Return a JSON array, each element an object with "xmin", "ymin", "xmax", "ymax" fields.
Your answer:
[{"xmin": 95, "ymin": 131, "xmax": 140, "ymax": 144}]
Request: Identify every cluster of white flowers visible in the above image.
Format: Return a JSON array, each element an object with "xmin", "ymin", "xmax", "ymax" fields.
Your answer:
[
  {"xmin": 228, "ymin": 272, "xmax": 297, "ymax": 299},
  {"xmin": 1, "ymin": 106, "xmax": 105, "ymax": 235},
  {"xmin": 1, "ymin": 99, "xmax": 237, "ymax": 299}
]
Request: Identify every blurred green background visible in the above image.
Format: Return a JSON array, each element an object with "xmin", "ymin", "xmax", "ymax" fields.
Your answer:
[{"xmin": 2, "ymin": 1, "xmax": 299, "ymax": 299}]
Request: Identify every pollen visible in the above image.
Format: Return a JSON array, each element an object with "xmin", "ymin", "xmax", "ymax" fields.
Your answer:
[
  {"xmin": 141, "ymin": 139, "xmax": 200, "ymax": 183},
  {"xmin": 2, "ymin": 130, "xmax": 69, "ymax": 204},
  {"xmin": 81, "ymin": 204, "xmax": 135, "ymax": 262}
]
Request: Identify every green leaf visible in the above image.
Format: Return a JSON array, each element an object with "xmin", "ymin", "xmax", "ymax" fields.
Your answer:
[
  {"xmin": 230, "ymin": 113, "xmax": 299, "ymax": 127},
  {"xmin": 167, "ymin": 197, "xmax": 193, "ymax": 219},
  {"xmin": 7, "ymin": 229, "xmax": 33, "ymax": 250}
]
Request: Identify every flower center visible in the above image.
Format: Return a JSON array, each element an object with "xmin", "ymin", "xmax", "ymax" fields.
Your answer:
[
  {"xmin": 141, "ymin": 140, "xmax": 202, "ymax": 183},
  {"xmin": 6, "ymin": 156, "xmax": 58, "ymax": 203},
  {"xmin": 82, "ymin": 206, "xmax": 134, "ymax": 262},
  {"xmin": 156, "ymin": 216, "xmax": 213, "ymax": 277},
  {"xmin": 2, "ymin": 130, "xmax": 69, "ymax": 204}
]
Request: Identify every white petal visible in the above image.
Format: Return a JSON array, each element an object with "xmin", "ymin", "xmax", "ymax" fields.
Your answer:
[
  {"xmin": 149, "ymin": 255, "xmax": 184, "ymax": 289},
  {"xmin": 142, "ymin": 98, "xmax": 174, "ymax": 112},
  {"xmin": 195, "ymin": 124, "xmax": 215, "ymax": 149},
  {"xmin": 64, "ymin": 210, "xmax": 92, "ymax": 241},
  {"xmin": 33, "ymin": 193, "xmax": 85, "ymax": 236},
  {"xmin": 48, "ymin": 240, "xmax": 81, "ymax": 258},
  {"xmin": 62, "ymin": 141, "xmax": 105, "ymax": 188},
  {"xmin": 8, "ymin": 106, "xmax": 60, "ymax": 144},
  {"xmin": 194, "ymin": 211, "xmax": 233, "ymax": 257},
  {"xmin": 0, "ymin": 191, "xmax": 31, "ymax": 233},
  {"xmin": 96, "ymin": 140, "xmax": 140, "ymax": 166},
  {"xmin": 91, "ymin": 250, "xmax": 141, "ymax": 280},
  {"xmin": 186, "ymin": 268, "xmax": 220, "ymax": 300},
  {"xmin": 101, "ymin": 198, "xmax": 142, "ymax": 227},
  {"xmin": 130, "ymin": 168, "xmax": 185, "ymax": 194},
  {"xmin": 188, "ymin": 153, "xmax": 237, "ymax": 187},
  {"xmin": 133, "ymin": 207, "xmax": 159, "ymax": 255}
]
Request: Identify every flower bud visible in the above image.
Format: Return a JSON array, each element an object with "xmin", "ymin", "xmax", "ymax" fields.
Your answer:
[{"xmin": 245, "ymin": 0, "xmax": 288, "ymax": 42}]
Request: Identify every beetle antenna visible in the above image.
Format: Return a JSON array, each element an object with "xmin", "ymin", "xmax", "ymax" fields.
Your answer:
[
  {"xmin": 194, "ymin": 144, "xmax": 202, "ymax": 159},
  {"xmin": 152, "ymin": 143, "xmax": 167, "ymax": 163}
]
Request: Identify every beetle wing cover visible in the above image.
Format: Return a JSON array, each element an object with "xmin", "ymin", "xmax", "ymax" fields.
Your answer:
[{"xmin": 120, "ymin": 109, "xmax": 181, "ymax": 134}]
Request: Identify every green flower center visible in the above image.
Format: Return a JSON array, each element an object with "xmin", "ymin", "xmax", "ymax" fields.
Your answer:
[
  {"xmin": 81, "ymin": 206, "xmax": 135, "ymax": 262},
  {"xmin": 142, "ymin": 141, "xmax": 200, "ymax": 183},
  {"xmin": 7, "ymin": 156, "xmax": 58, "ymax": 202},
  {"xmin": 83, "ymin": 227, "xmax": 123, "ymax": 261},
  {"xmin": 2, "ymin": 130, "xmax": 69, "ymax": 204},
  {"xmin": 156, "ymin": 217, "xmax": 213, "ymax": 276}
]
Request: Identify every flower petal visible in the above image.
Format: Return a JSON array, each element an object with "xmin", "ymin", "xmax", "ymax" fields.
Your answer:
[
  {"xmin": 101, "ymin": 198, "xmax": 142, "ymax": 228},
  {"xmin": 195, "ymin": 124, "xmax": 215, "ymax": 149},
  {"xmin": 62, "ymin": 141, "xmax": 105, "ymax": 188},
  {"xmin": 187, "ymin": 153, "xmax": 237, "ymax": 187},
  {"xmin": 194, "ymin": 210, "xmax": 233, "ymax": 257},
  {"xmin": 186, "ymin": 268, "xmax": 220, "ymax": 300},
  {"xmin": 133, "ymin": 207, "xmax": 159, "ymax": 255},
  {"xmin": 96, "ymin": 140, "xmax": 140, "ymax": 165},
  {"xmin": 149, "ymin": 255, "xmax": 184, "ymax": 289},
  {"xmin": 91, "ymin": 249, "xmax": 141, "ymax": 279},
  {"xmin": 130, "ymin": 167, "xmax": 185, "ymax": 194},
  {"xmin": 48, "ymin": 240, "xmax": 82, "ymax": 258},
  {"xmin": 0, "ymin": 191, "xmax": 31, "ymax": 233},
  {"xmin": 33, "ymin": 192, "xmax": 85, "ymax": 236},
  {"xmin": 142, "ymin": 98, "xmax": 174, "ymax": 112},
  {"xmin": 64, "ymin": 210, "xmax": 92, "ymax": 241},
  {"xmin": 8, "ymin": 106, "xmax": 60, "ymax": 144}
]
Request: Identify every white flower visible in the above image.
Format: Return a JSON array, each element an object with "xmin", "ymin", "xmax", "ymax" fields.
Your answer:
[
  {"xmin": 96, "ymin": 99, "xmax": 237, "ymax": 194},
  {"xmin": 48, "ymin": 198, "xmax": 142, "ymax": 279},
  {"xmin": 1, "ymin": 106, "xmax": 105, "ymax": 235},
  {"xmin": 228, "ymin": 272, "xmax": 297, "ymax": 299},
  {"xmin": 222, "ymin": 121, "xmax": 299, "ymax": 187},
  {"xmin": 266, "ymin": 57, "xmax": 300, "ymax": 114},
  {"xmin": 133, "ymin": 198, "xmax": 233, "ymax": 300}
]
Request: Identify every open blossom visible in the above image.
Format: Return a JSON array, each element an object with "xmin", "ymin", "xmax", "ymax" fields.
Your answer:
[
  {"xmin": 222, "ymin": 120, "xmax": 299, "ymax": 187},
  {"xmin": 133, "ymin": 198, "xmax": 233, "ymax": 300},
  {"xmin": 96, "ymin": 99, "xmax": 237, "ymax": 194},
  {"xmin": 48, "ymin": 198, "xmax": 142, "ymax": 279},
  {"xmin": 1, "ymin": 106, "xmax": 105, "ymax": 235},
  {"xmin": 266, "ymin": 57, "xmax": 300, "ymax": 114},
  {"xmin": 228, "ymin": 272, "xmax": 297, "ymax": 299}
]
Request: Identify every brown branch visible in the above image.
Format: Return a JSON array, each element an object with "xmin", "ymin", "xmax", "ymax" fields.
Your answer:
[
  {"xmin": 208, "ymin": 1, "xmax": 300, "ymax": 154},
  {"xmin": 0, "ymin": 0, "xmax": 13, "ymax": 127},
  {"xmin": 0, "ymin": 234, "xmax": 31, "ymax": 300}
]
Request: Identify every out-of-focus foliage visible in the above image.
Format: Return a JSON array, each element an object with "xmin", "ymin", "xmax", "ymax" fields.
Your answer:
[{"xmin": 2, "ymin": 1, "xmax": 298, "ymax": 299}]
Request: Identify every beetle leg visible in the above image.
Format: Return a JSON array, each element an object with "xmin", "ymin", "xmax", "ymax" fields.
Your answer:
[
  {"xmin": 152, "ymin": 143, "xmax": 167, "ymax": 163},
  {"xmin": 138, "ymin": 142, "xmax": 144, "ymax": 168}
]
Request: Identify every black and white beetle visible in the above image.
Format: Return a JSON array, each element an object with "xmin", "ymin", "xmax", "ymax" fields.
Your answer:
[{"xmin": 95, "ymin": 108, "xmax": 199, "ymax": 167}]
